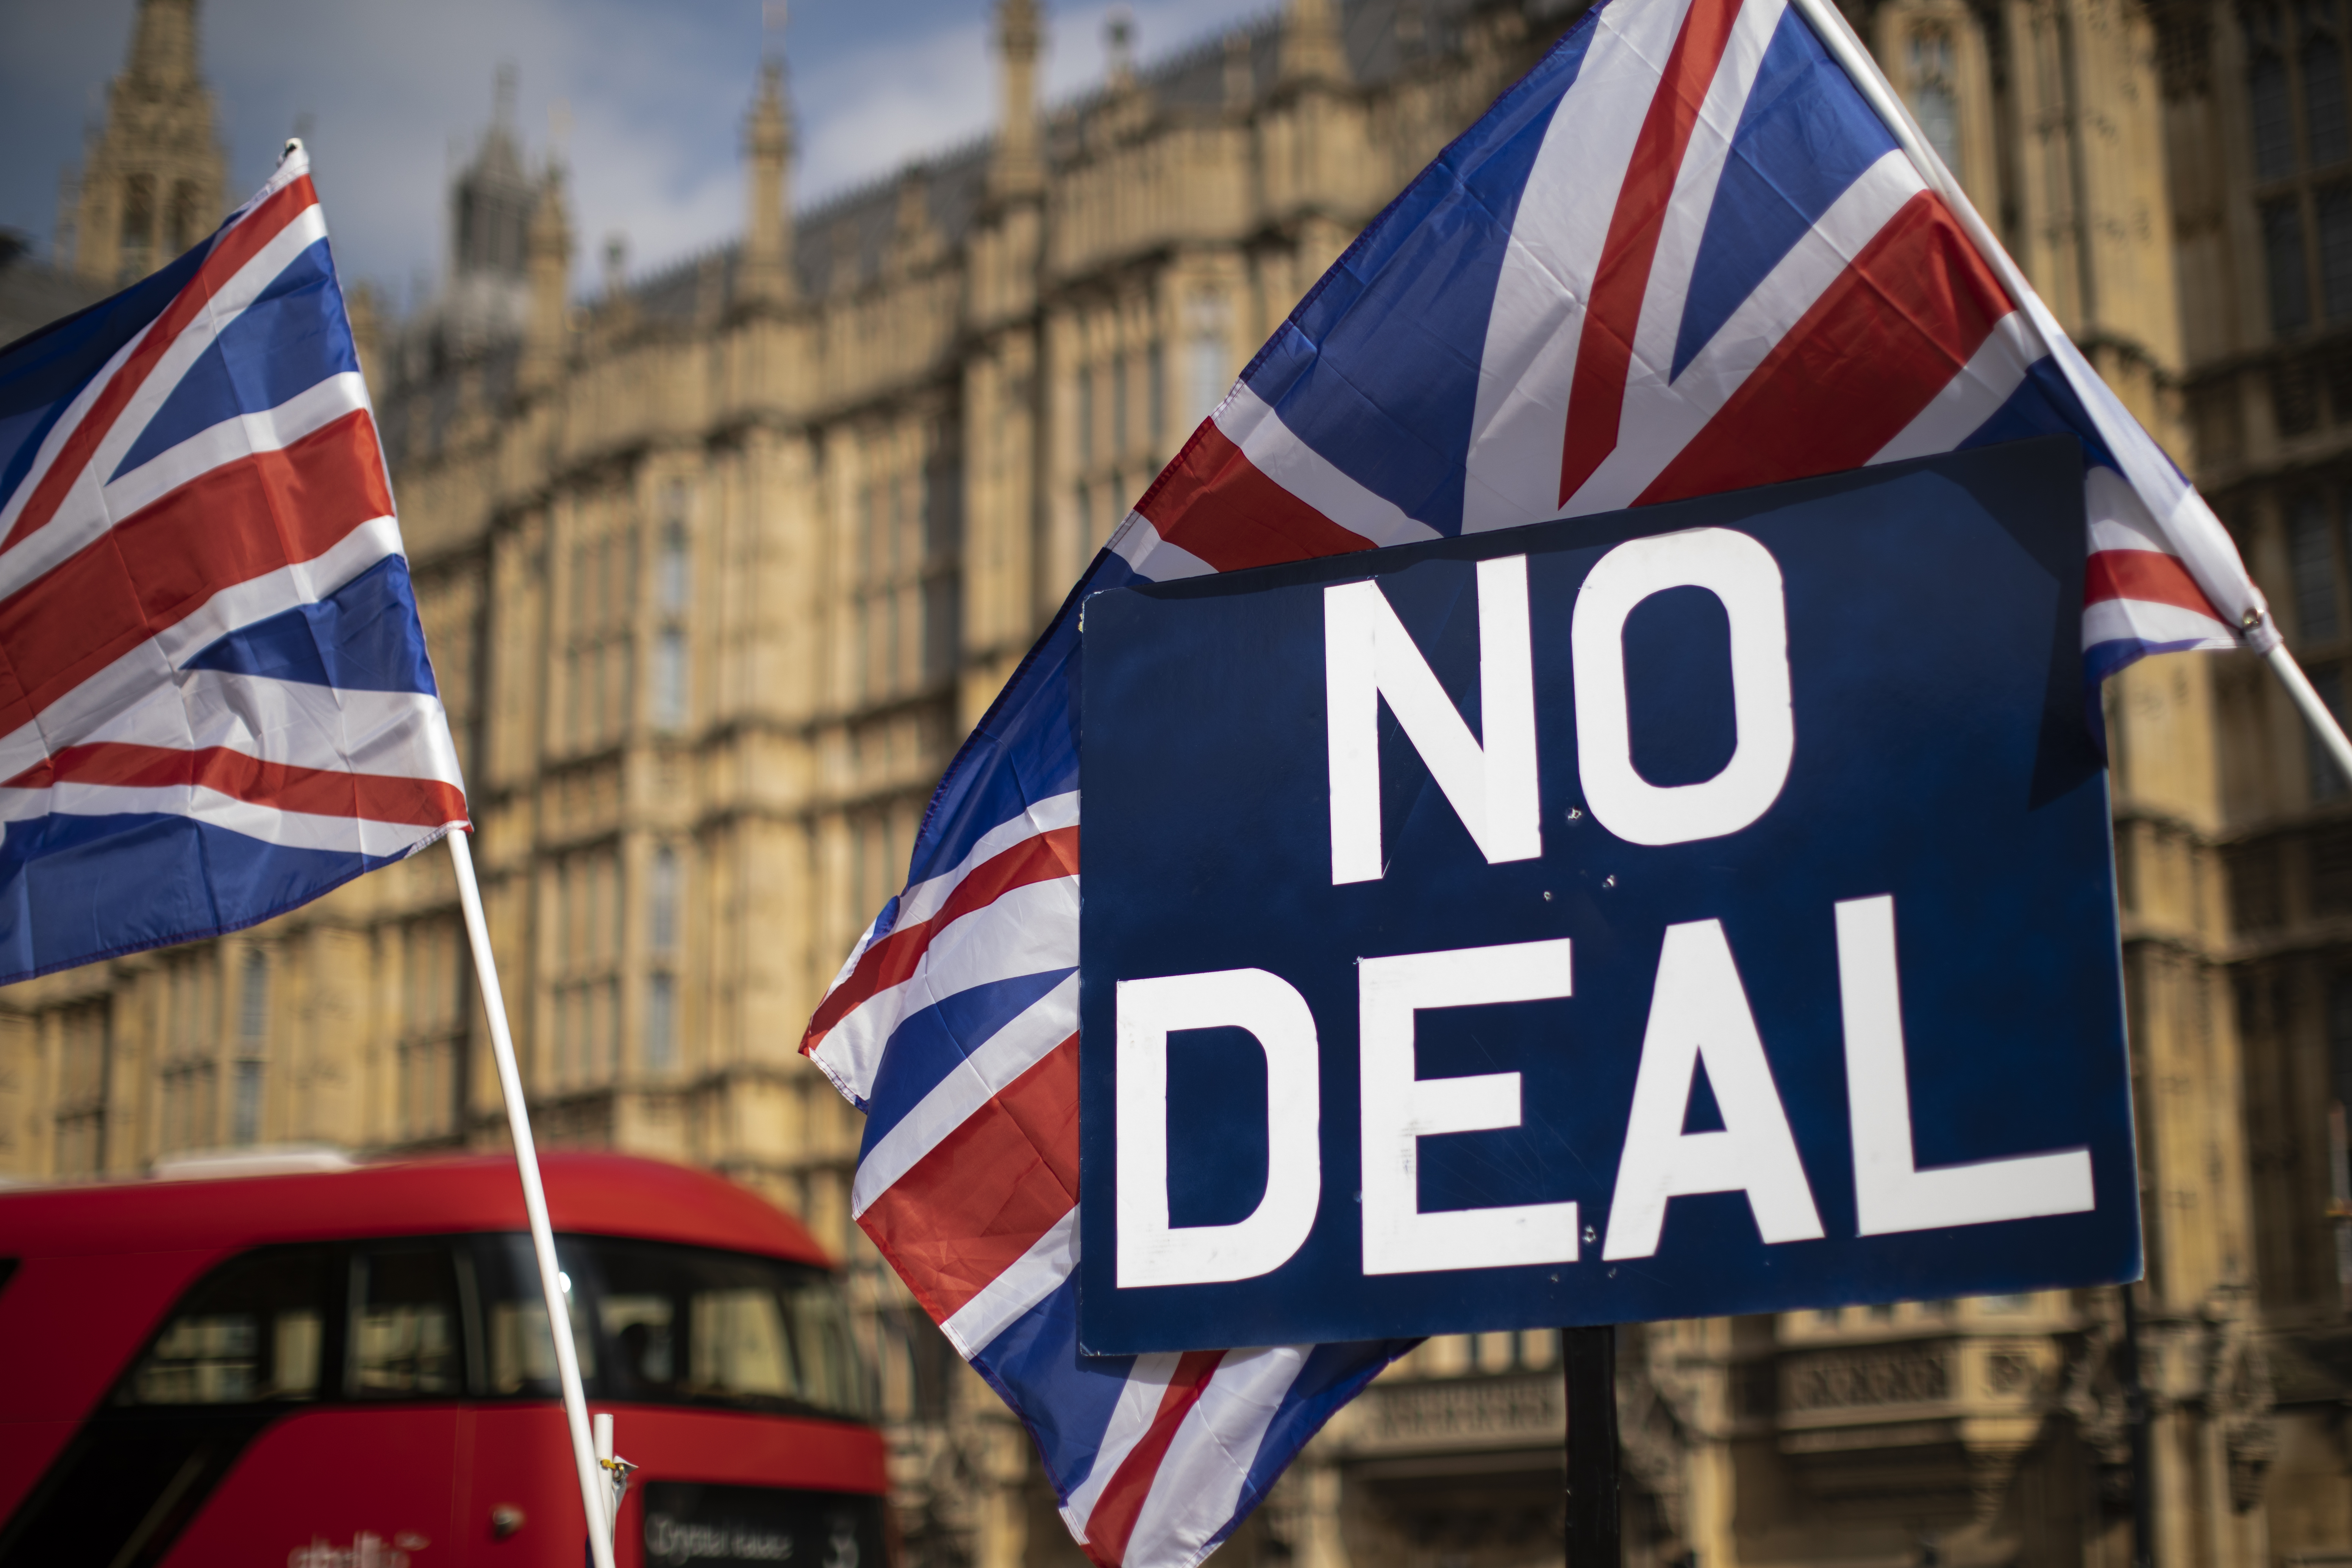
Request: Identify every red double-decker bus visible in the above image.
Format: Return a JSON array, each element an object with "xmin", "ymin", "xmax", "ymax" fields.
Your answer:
[{"xmin": 0, "ymin": 1151, "xmax": 887, "ymax": 1567}]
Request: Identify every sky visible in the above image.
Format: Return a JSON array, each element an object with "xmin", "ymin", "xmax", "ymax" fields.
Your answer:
[{"xmin": 0, "ymin": 0, "xmax": 1278, "ymax": 313}]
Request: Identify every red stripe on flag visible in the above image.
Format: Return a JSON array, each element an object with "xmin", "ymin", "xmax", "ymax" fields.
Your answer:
[
  {"xmin": 801, "ymin": 826, "xmax": 1080, "ymax": 1054},
  {"xmin": 5, "ymin": 743, "xmax": 466, "ymax": 827},
  {"xmin": 1082, "ymin": 1349, "xmax": 1230, "ymax": 1568},
  {"xmin": 0, "ymin": 410, "xmax": 392, "ymax": 735},
  {"xmin": 2085, "ymin": 548, "xmax": 2219, "ymax": 618},
  {"xmin": 1557, "ymin": 0, "xmax": 1746, "ymax": 507},
  {"xmin": 856, "ymin": 1033, "xmax": 1079, "ymax": 1325},
  {"xmin": 1136, "ymin": 421, "xmax": 1373, "ymax": 572},
  {"xmin": 5, "ymin": 178, "xmax": 320, "ymax": 552},
  {"xmin": 1636, "ymin": 194, "xmax": 2011, "ymax": 506}
]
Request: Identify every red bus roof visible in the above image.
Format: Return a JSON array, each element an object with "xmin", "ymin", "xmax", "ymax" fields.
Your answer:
[{"xmin": 0, "ymin": 1152, "xmax": 834, "ymax": 1267}]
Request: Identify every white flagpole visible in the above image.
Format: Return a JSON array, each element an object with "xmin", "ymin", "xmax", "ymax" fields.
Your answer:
[
  {"xmin": 448, "ymin": 828, "xmax": 618, "ymax": 1568},
  {"xmin": 1787, "ymin": 0, "xmax": 2352, "ymax": 779}
]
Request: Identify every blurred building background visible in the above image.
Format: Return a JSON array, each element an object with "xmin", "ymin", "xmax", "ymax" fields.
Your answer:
[{"xmin": 0, "ymin": 0, "xmax": 2347, "ymax": 1566}]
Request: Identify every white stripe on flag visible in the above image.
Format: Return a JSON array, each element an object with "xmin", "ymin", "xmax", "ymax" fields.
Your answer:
[
  {"xmin": 1612, "ymin": 0, "xmax": 1793, "ymax": 428},
  {"xmin": 852, "ymin": 972, "xmax": 1078, "ymax": 1218},
  {"xmin": 2083, "ymin": 597, "xmax": 2236, "ymax": 650},
  {"xmin": 891, "ymin": 790, "xmax": 1081, "ymax": 934},
  {"xmin": 1063, "ymin": 1350, "xmax": 1190, "ymax": 1540},
  {"xmin": 0, "ymin": 784, "xmax": 453, "ymax": 855},
  {"xmin": 812, "ymin": 877, "xmax": 1080, "ymax": 1104},
  {"xmin": 1109, "ymin": 513, "xmax": 1215, "ymax": 583},
  {"xmin": 1460, "ymin": 0, "xmax": 1705, "ymax": 533},
  {"xmin": 0, "ymin": 323, "xmax": 150, "ymax": 546},
  {"xmin": 1211, "ymin": 383, "xmax": 1441, "ymax": 550},
  {"xmin": 0, "ymin": 516, "xmax": 406, "ymax": 786},
  {"xmin": 67, "ymin": 673, "xmax": 463, "ymax": 785},
  {"xmin": 1866, "ymin": 313, "xmax": 2038, "ymax": 467},
  {"xmin": 940, "ymin": 1205, "xmax": 1079, "ymax": 1359},
  {"xmin": 1564, "ymin": 149, "xmax": 1924, "ymax": 514},
  {"xmin": 1124, "ymin": 1346, "xmax": 1314, "ymax": 1568},
  {"xmin": 100, "ymin": 371, "xmax": 373, "ymax": 522}
]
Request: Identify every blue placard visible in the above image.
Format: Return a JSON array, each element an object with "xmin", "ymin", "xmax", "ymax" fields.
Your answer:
[{"xmin": 1076, "ymin": 438, "xmax": 2138, "ymax": 1355}]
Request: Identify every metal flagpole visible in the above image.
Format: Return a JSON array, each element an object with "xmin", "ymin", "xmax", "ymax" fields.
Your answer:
[
  {"xmin": 1787, "ymin": 0, "xmax": 2352, "ymax": 780},
  {"xmin": 1564, "ymin": 1326, "xmax": 1622, "ymax": 1568},
  {"xmin": 448, "ymin": 828, "xmax": 618, "ymax": 1568}
]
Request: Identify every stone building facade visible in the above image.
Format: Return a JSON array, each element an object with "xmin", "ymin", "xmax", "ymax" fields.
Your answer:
[{"xmin": 3, "ymin": 1, "xmax": 2349, "ymax": 1567}]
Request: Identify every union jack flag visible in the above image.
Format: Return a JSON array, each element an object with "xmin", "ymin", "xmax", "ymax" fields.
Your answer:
[
  {"xmin": 0, "ymin": 145, "xmax": 467, "ymax": 985},
  {"xmin": 802, "ymin": 0, "xmax": 2267, "ymax": 1563}
]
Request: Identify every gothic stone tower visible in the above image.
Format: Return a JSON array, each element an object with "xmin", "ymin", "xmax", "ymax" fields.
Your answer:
[{"xmin": 60, "ymin": 0, "xmax": 228, "ymax": 286}]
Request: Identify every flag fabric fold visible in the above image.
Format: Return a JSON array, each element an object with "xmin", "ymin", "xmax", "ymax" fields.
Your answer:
[
  {"xmin": 0, "ymin": 145, "xmax": 467, "ymax": 984},
  {"xmin": 805, "ymin": 1, "xmax": 2266, "ymax": 1564}
]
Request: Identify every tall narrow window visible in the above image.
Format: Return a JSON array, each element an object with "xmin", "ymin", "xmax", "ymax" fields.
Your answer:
[
  {"xmin": 2329, "ymin": 973, "xmax": 2352, "ymax": 1305},
  {"xmin": 55, "ymin": 1003, "xmax": 111, "ymax": 1176},
  {"xmin": 2254, "ymin": 38, "xmax": 2297, "ymax": 180},
  {"xmin": 551, "ymin": 854, "xmax": 622, "ymax": 1090},
  {"xmin": 653, "ymin": 628, "xmax": 687, "ymax": 730},
  {"xmin": 2310, "ymin": 33, "xmax": 2350, "ymax": 167},
  {"xmin": 398, "ymin": 920, "xmax": 462, "ymax": 1142},
  {"xmin": 568, "ymin": 541, "xmax": 593, "ymax": 748},
  {"xmin": 2293, "ymin": 493, "xmax": 2342, "ymax": 643},
  {"xmin": 647, "ymin": 975, "xmax": 677, "ymax": 1074},
  {"xmin": 1112, "ymin": 351, "xmax": 1130, "ymax": 458},
  {"xmin": 658, "ymin": 520, "xmax": 690, "ymax": 616},
  {"xmin": 1076, "ymin": 365, "xmax": 1095, "ymax": 469},
  {"xmin": 233, "ymin": 949, "xmax": 268, "ymax": 1146},
  {"xmin": 2311, "ymin": 666, "xmax": 2349, "ymax": 801},
  {"xmin": 603, "ymin": 855, "xmax": 623, "ymax": 1076},
  {"xmin": 1148, "ymin": 340, "xmax": 1166, "ymax": 450},
  {"xmin": 159, "ymin": 955, "xmax": 219, "ymax": 1155},
  {"xmin": 923, "ymin": 576, "xmax": 960, "ymax": 687},
  {"xmin": 2323, "ymin": 187, "xmax": 2352, "ymax": 320},
  {"xmin": 2268, "ymin": 197, "xmax": 2313, "ymax": 334},
  {"xmin": 651, "ymin": 846, "xmax": 680, "ymax": 955},
  {"xmin": 1187, "ymin": 293, "xmax": 1230, "ymax": 425},
  {"xmin": 1907, "ymin": 31, "xmax": 1962, "ymax": 179},
  {"xmin": 854, "ymin": 485, "xmax": 873, "ymax": 707}
]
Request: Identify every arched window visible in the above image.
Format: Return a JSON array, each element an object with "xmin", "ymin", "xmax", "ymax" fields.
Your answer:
[
  {"xmin": 2250, "ymin": 8, "xmax": 2296, "ymax": 181},
  {"xmin": 233, "ymin": 948, "xmax": 269, "ymax": 1146},
  {"xmin": 1906, "ymin": 30, "xmax": 1962, "ymax": 180}
]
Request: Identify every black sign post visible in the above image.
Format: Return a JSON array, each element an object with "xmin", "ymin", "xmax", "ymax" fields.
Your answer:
[{"xmin": 1564, "ymin": 1326, "xmax": 1621, "ymax": 1568}]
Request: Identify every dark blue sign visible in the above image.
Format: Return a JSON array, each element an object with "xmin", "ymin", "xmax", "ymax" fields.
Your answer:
[{"xmin": 1077, "ymin": 438, "xmax": 2138, "ymax": 1355}]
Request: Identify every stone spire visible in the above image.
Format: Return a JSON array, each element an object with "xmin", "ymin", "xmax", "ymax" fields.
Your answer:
[
  {"xmin": 520, "ymin": 166, "xmax": 572, "ymax": 393},
  {"xmin": 989, "ymin": 0, "xmax": 1043, "ymax": 200},
  {"xmin": 741, "ymin": 58, "xmax": 795, "ymax": 306},
  {"xmin": 128, "ymin": 0, "xmax": 199, "ymax": 88},
  {"xmin": 69, "ymin": 0, "xmax": 226, "ymax": 284},
  {"xmin": 1105, "ymin": 8, "xmax": 1137, "ymax": 93},
  {"xmin": 1280, "ymin": 0, "xmax": 1350, "ymax": 88}
]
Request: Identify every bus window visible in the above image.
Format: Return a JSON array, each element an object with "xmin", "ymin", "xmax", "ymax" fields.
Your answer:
[
  {"xmin": 689, "ymin": 1286, "xmax": 792, "ymax": 1398},
  {"xmin": 475, "ymin": 1235, "xmax": 597, "ymax": 1396},
  {"xmin": 602, "ymin": 1290, "xmax": 677, "ymax": 1394},
  {"xmin": 781, "ymin": 1274, "xmax": 867, "ymax": 1418},
  {"xmin": 578, "ymin": 1236, "xmax": 874, "ymax": 1420},
  {"xmin": 123, "ymin": 1247, "xmax": 330, "ymax": 1405},
  {"xmin": 348, "ymin": 1247, "xmax": 461, "ymax": 1398},
  {"xmin": 463, "ymin": 1234, "xmax": 873, "ymax": 1419}
]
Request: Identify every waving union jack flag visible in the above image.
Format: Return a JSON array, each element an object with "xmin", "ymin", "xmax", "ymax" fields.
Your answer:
[
  {"xmin": 802, "ymin": 1, "xmax": 2269, "ymax": 1564},
  {"xmin": 0, "ymin": 145, "xmax": 467, "ymax": 985}
]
